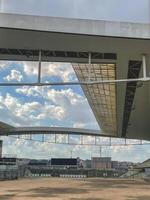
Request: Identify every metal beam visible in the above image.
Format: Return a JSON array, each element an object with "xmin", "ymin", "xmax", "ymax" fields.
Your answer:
[
  {"xmin": 142, "ymin": 54, "xmax": 147, "ymax": 79},
  {"xmin": 1, "ymin": 77, "xmax": 150, "ymax": 87},
  {"xmin": 8, "ymin": 134, "xmax": 150, "ymax": 147},
  {"xmin": 38, "ymin": 50, "xmax": 42, "ymax": 83},
  {"xmin": 0, "ymin": 53, "xmax": 149, "ymax": 86}
]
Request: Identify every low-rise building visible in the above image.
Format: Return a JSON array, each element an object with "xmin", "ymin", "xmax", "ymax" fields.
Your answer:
[
  {"xmin": 111, "ymin": 161, "xmax": 119, "ymax": 169},
  {"xmin": 91, "ymin": 157, "xmax": 112, "ymax": 169}
]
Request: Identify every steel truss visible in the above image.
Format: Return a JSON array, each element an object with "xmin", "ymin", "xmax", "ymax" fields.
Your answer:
[
  {"xmin": 5, "ymin": 134, "xmax": 150, "ymax": 147},
  {"xmin": 0, "ymin": 51, "xmax": 149, "ymax": 86},
  {"xmin": 122, "ymin": 61, "xmax": 142, "ymax": 137}
]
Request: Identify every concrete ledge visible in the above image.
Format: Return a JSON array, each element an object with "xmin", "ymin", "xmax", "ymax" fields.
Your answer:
[{"xmin": 0, "ymin": 13, "xmax": 150, "ymax": 39}]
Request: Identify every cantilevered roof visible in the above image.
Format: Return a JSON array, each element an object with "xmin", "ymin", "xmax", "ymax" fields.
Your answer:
[
  {"xmin": 0, "ymin": 122, "xmax": 101, "ymax": 137},
  {"xmin": 0, "ymin": 121, "xmax": 13, "ymax": 131},
  {"xmin": 0, "ymin": 13, "xmax": 150, "ymax": 39},
  {"xmin": 0, "ymin": 13, "xmax": 150, "ymax": 141},
  {"xmin": 72, "ymin": 63, "xmax": 116, "ymax": 136}
]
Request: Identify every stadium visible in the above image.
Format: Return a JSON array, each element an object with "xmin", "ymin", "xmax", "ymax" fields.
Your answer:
[{"xmin": 0, "ymin": 1, "xmax": 150, "ymax": 200}]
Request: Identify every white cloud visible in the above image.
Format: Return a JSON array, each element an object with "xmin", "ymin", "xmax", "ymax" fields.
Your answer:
[
  {"xmin": 0, "ymin": 87, "xmax": 99, "ymax": 129},
  {"xmin": 0, "ymin": 93, "xmax": 65, "ymax": 126},
  {"xmin": 22, "ymin": 61, "xmax": 76, "ymax": 82},
  {"xmin": 0, "ymin": 61, "xmax": 76, "ymax": 83},
  {"xmin": 4, "ymin": 70, "xmax": 23, "ymax": 82},
  {"xmin": 16, "ymin": 86, "xmax": 46, "ymax": 97},
  {"xmin": 0, "ymin": 61, "xmax": 13, "ymax": 71},
  {"xmin": 0, "ymin": 62, "xmax": 8, "ymax": 70},
  {"xmin": 2, "ymin": 136, "xmax": 72, "ymax": 159},
  {"xmin": 42, "ymin": 62, "xmax": 76, "ymax": 82},
  {"xmin": 23, "ymin": 62, "xmax": 38, "ymax": 76},
  {"xmin": 16, "ymin": 87, "xmax": 99, "ymax": 129},
  {"xmin": 73, "ymin": 122, "xmax": 86, "ymax": 128}
]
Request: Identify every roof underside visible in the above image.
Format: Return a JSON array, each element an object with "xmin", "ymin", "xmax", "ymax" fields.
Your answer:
[
  {"xmin": 0, "ymin": 125, "xmax": 101, "ymax": 137},
  {"xmin": 72, "ymin": 63, "xmax": 117, "ymax": 136},
  {"xmin": 0, "ymin": 121, "xmax": 13, "ymax": 131}
]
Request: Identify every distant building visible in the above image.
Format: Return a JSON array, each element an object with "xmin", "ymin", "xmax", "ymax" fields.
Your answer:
[
  {"xmin": 51, "ymin": 158, "xmax": 78, "ymax": 169},
  {"xmin": 0, "ymin": 157, "xmax": 18, "ymax": 180},
  {"xmin": 28, "ymin": 159, "xmax": 49, "ymax": 167},
  {"xmin": 0, "ymin": 157, "xmax": 17, "ymax": 165},
  {"xmin": 91, "ymin": 157, "xmax": 112, "ymax": 169},
  {"xmin": 17, "ymin": 158, "xmax": 30, "ymax": 166},
  {"xmin": 111, "ymin": 161, "xmax": 119, "ymax": 169},
  {"xmin": 136, "ymin": 159, "xmax": 150, "ymax": 177},
  {"xmin": 84, "ymin": 159, "xmax": 92, "ymax": 169},
  {"xmin": 118, "ymin": 161, "xmax": 133, "ymax": 170}
]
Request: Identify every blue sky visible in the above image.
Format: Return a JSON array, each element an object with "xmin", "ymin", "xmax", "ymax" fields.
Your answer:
[
  {"xmin": 0, "ymin": 61, "xmax": 98, "ymax": 128},
  {"xmin": 0, "ymin": 61, "xmax": 150, "ymax": 162},
  {"xmin": 0, "ymin": 1, "xmax": 150, "ymax": 162}
]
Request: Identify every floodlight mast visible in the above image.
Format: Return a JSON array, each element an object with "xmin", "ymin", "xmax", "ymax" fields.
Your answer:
[{"xmin": 0, "ymin": 53, "xmax": 149, "ymax": 86}]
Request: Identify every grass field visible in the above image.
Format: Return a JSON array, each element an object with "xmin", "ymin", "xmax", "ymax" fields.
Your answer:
[{"xmin": 0, "ymin": 178, "xmax": 149, "ymax": 200}]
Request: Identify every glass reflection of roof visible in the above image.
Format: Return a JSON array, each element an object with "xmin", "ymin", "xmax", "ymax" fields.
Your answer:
[{"xmin": 72, "ymin": 63, "xmax": 116, "ymax": 135}]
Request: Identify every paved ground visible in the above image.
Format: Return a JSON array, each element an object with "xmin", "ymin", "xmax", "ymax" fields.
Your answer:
[{"xmin": 0, "ymin": 178, "xmax": 149, "ymax": 200}]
